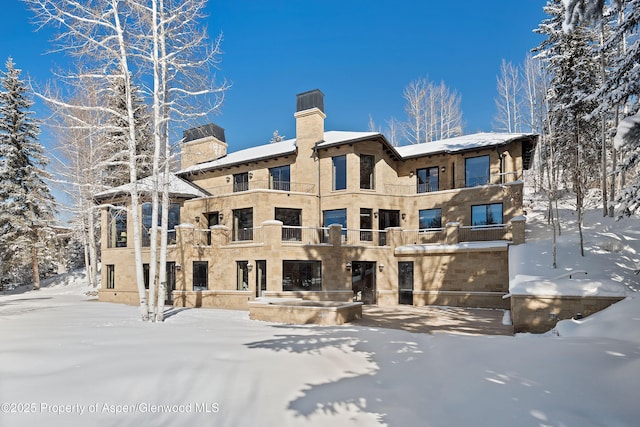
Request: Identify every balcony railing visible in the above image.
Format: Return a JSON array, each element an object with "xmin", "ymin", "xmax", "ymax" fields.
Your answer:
[
  {"xmin": 459, "ymin": 224, "xmax": 511, "ymax": 242},
  {"xmin": 231, "ymin": 227, "xmax": 262, "ymax": 243},
  {"xmin": 400, "ymin": 228, "xmax": 447, "ymax": 245},
  {"xmin": 282, "ymin": 226, "xmax": 329, "ymax": 244},
  {"xmin": 209, "ymin": 180, "xmax": 316, "ymax": 196},
  {"xmin": 386, "ymin": 171, "xmax": 523, "ymax": 195}
]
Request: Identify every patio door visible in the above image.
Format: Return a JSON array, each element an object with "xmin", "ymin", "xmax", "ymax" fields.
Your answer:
[
  {"xmin": 352, "ymin": 262, "xmax": 376, "ymax": 304},
  {"xmin": 378, "ymin": 209, "xmax": 400, "ymax": 245}
]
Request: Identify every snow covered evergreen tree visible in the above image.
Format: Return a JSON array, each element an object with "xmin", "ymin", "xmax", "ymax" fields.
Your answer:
[
  {"xmin": 102, "ymin": 76, "xmax": 152, "ymax": 188},
  {"xmin": 0, "ymin": 58, "xmax": 57, "ymax": 289}
]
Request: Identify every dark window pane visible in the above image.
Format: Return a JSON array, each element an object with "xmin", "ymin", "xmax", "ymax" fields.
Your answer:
[
  {"xmin": 465, "ymin": 156, "xmax": 490, "ymax": 187},
  {"xmin": 419, "ymin": 209, "xmax": 442, "ymax": 229},
  {"xmin": 471, "ymin": 203, "xmax": 503, "ymax": 226},
  {"xmin": 193, "ymin": 261, "xmax": 208, "ymax": 290},
  {"xmin": 360, "ymin": 154, "xmax": 375, "ymax": 190},
  {"xmin": 282, "ymin": 261, "xmax": 322, "ymax": 291},
  {"xmin": 269, "ymin": 165, "xmax": 291, "ymax": 191},
  {"xmin": 417, "ymin": 167, "xmax": 439, "ymax": 193},
  {"xmin": 332, "ymin": 155, "xmax": 346, "ymax": 190}
]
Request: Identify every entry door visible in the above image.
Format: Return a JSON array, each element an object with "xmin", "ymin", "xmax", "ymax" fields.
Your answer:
[
  {"xmin": 352, "ymin": 262, "xmax": 376, "ymax": 304},
  {"xmin": 255, "ymin": 260, "xmax": 266, "ymax": 297},
  {"xmin": 398, "ymin": 261, "xmax": 414, "ymax": 305},
  {"xmin": 378, "ymin": 210, "xmax": 400, "ymax": 245},
  {"xmin": 165, "ymin": 262, "xmax": 176, "ymax": 305}
]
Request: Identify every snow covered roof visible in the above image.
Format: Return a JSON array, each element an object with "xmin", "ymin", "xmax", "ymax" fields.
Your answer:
[
  {"xmin": 94, "ymin": 173, "xmax": 208, "ymax": 202},
  {"xmin": 176, "ymin": 131, "xmax": 537, "ymax": 176},
  {"xmin": 176, "ymin": 131, "xmax": 379, "ymax": 175},
  {"xmin": 395, "ymin": 132, "xmax": 536, "ymax": 159},
  {"xmin": 177, "ymin": 137, "xmax": 298, "ymax": 175}
]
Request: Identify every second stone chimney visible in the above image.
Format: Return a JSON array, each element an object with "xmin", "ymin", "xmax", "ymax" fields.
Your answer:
[
  {"xmin": 294, "ymin": 89, "xmax": 325, "ymax": 147},
  {"xmin": 180, "ymin": 123, "xmax": 228, "ymax": 169}
]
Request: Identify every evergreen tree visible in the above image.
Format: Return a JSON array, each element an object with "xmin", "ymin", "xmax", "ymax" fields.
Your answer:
[
  {"xmin": 102, "ymin": 75, "xmax": 152, "ymax": 188},
  {"xmin": 0, "ymin": 58, "xmax": 57, "ymax": 289}
]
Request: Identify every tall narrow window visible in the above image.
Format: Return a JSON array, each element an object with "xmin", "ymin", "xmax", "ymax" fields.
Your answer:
[
  {"xmin": 465, "ymin": 155, "xmax": 490, "ymax": 187},
  {"xmin": 106, "ymin": 265, "xmax": 115, "ymax": 289},
  {"xmin": 233, "ymin": 172, "xmax": 249, "ymax": 192},
  {"xmin": 237, "ymin": 261, "xmax": 249, "ymax": 291},
  {"xmin": 332, "ymin": 155, "xmax": 347, "ymax": 190},
  {"xmin": 143, "ymin": 263, "xmax": 150, "ymax": 289},
  {"xmin": 108, "ymin": 207, "xmax": 127, "ymax": 248},
  {"xmin": 416, "ymin": 167, "xmax": 439, "ymax": 193},
  {"xmin": 269, "ymin": 165, "xmax": 290, "ymax": 191},
  {"xmin": 360, "ymin": 154, "xmax": 375, "ymax": 190},
  {"xmin": 419, "ymin": 209, "xmax": 442, "ymax": 229},
  {"xmin": 233, "ymin": 208, "xmax": 253, "ymax": 241},
  {"xmin": 360, "ymin": 208, "xmax": 373, "ymax": 241},
  {"xmin": 142, "ymin": 202, "xmax": 180, "ymax": 246},
  {"xmin": 255, "ymin": 260, "xmax": 267, "ymax": 297},
  {"xmin": 471, "ymin": 203, "xmax": 503, "ymax": 226},
  {"xmin": 167, "ymin": 203, "xmax": 180, "ymax": 245},
  {"xmin": 193, "ymin": 261, "xmax": 208, "ymax": 291}
]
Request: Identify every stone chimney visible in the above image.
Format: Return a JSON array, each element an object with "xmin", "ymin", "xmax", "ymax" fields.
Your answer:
[
  {"xmin": 294, "ymin": 89, "xmax": 325, "ymax": 147},
  {"xmin": 180, "ymin": 123, "xmax": 228, "ymax": 169}
]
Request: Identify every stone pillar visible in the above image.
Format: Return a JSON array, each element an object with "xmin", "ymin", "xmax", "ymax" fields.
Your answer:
[
  {"xmin": 510, "ymin": 215, "xmax": 526, "ymax": 245},
  {"xmin": 210, "ymin": 225, "xmax": 230, "ymax": 246},
  {"xmin": 176, "ymin": 224, "xmax": 195, "ymax": 246},
  {"xmin": 445, "ymin": 222, "xmax": 460, "ymax": 245},
  {"xmin": 261, "ymin": 220, "xmax": 283, "ymax": 252},
  {"xmin": 386, "ymin": 227, "xmax": 404, "ymax": 248},
  {"xmin": 329, "ymin": 224, "xmax": 343, "ymax": 247}
]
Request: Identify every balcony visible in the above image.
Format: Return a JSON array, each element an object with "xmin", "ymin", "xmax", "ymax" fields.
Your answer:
[
  {"xmin": 385, "ymin": 171, "xmax": 523, "ymax": 195},
  {"xmin": 208, "ymin": 180, "xmax": 315, "ymax": 196}
]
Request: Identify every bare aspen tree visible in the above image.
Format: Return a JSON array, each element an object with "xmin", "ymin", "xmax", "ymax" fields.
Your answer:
[{"xmin": 493, "ymin": 59, "xmax": 522, "ymax": 133}]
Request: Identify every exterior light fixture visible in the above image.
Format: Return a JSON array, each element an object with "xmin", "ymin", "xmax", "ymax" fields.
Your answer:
[
  {"xmin": 441, "ymin": 166, "xmax": 446, "ymax": 173},
  {"xmin": 249, "ymin": 172, "xmax": 253, "ymax": 179},
  {"xmin": 401, "ymin": 213, "xmax": 406, "ymax": 220},
  {"xmin": 373, "ymin": 211, "xmax": 378, "ymax": 219},
  {"xmin": 247, "ymin": 263, "xmax": 253, "ymax": 272},
  {"xmin": 175, "ymin": 263, "xmax": 182, "ymax": 271},
  {"xmin": 219, "ymin": 213, "xmax": 224, "ymax": 221},
  {"xmin": 378, "ymin": 264, "xmax": 384, "ymax": 272},
  {"xmin": 226, "ymin": 176, "xmax": 231, "ymax": 183},
  {"xmin": 409, "ymin": 171, "xmax": 414, "ymax": 177},
  {"xmin": 346, "ymin": 262, "xmax": 352, "ymax": 272},
  {"xmin": 195, "ymin": 216, "xmax": 200, "ymax": 223}
]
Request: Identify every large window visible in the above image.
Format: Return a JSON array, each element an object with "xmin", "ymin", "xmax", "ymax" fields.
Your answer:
[
  {"xmin": 106, "ymin": 265, "xmax": 115, "ymax": 289},
  {"xmin": 276, "ymin": 208, "xmax": 302, "ymax": 241},
  {"xmin": 419, "ymin": 208, "xmax": 442, "ymax": 229},
  {"xmin": 417, "ymin": 167, "xmax": 439, "ymax": 193},
  {"xmin": 233, "ymin": 172, "xmax": 249, "ymax": 192},
  {"xmin": 108, "ymin": 207, "xmax": 127, "ymax": 248},
  {"xmin": 237, "ymin": 261, "xmax": 249, "ymax": 291},
  {"xmin": 193, "ymin": 261, "xmax": 208, "ymax": 291},
  {"xmin": 282, "ymin": 261, "xmax": 322, "ymax": 292},
  {"xmin": 360, "ymin": 154, "xmax": 375, "ymax": 190},
  {"xmin": 471, "ymin": 203, "xmax": 503, "ymax": 226},
  {"xmin": 142, "ymin": 202, "xmax": 180, "ymax": 246},
  {"xmin": 332, "ymin": 155, "xmax": 347, "ymax": 190},
  {"xmin": 269, "ymin": 165, "xmax": 290, "ymax": 191},
  {"xmin": 465, "ymin": 155, "xmax": 490, "ymax": 187},
  {"xmin": 360, "ymin": 208, "xmax": 373, "ymax": 241},
  {"xmin": 233, "ymin": 208, "xmax": 253, "ymax": 241}
]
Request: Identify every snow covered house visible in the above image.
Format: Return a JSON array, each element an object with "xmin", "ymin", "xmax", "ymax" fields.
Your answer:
[{"xmin": 96, "ymin": 89, "xmax": 537, "ymax": 313}]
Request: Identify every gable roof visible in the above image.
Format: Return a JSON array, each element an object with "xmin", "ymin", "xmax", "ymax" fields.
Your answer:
[{"xmin": 94, "ymin": 173, "xmax": 208, "ymax": 202}]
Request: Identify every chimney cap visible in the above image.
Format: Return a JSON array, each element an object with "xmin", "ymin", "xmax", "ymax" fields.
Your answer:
[
  {"xmin": 183, "ymin": 123, "xmax": 226, "ymax": 143},
  {"xmin": 296, "ymin": 89, "xmax": 324, "ymax": 114}
]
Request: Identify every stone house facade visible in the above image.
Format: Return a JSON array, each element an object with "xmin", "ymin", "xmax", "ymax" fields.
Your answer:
[{"xmin": 97, "ymin": 89, "xmax": 537, "ymax": 312}]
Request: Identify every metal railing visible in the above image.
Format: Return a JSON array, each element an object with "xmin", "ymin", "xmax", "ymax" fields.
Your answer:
[
  {"xmin": 400, "ymin": 228, "xmax": 446, "ymax": 245},
  {"xmin": 344, "ymin": 229, "xmax": 386, "ymax": 246},
  {"xmin": 208, "ymin": 180, "xmax": 316, "ymax": 196},
  {"xmin": 459, "ymin": 224, "xmax": 511, "ymax": 242},
  {"xmin": 231, "ymin": 227, "xmax": 262, "ymax": 243},
  {"xmin": 386, "ymin": 171, "xmax": 523, "ymax": 195},
  {"xmin": 281, "ymin": 226, "xmax": 329, "ymax": 244}
]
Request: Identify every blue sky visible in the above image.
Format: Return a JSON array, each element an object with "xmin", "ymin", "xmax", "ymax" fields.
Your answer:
[{"xmin": 1, "ymin": 0, "xmax": 547, "ymax": 152}]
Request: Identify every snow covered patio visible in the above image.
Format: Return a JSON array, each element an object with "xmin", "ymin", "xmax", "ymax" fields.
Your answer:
[{"xmin": 1, "ymin": 275, "xmax": 639, "ymax": 427}]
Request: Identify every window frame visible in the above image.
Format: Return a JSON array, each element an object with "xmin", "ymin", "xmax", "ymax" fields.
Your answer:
[
  {"xmin": 359, "ymin": 154, "xmax": 375, "ymax": 190},
  {"xmin": 106, "ymin": 264, "xmax": 115, "ymax": 289},
  {"xmin": 233, "ymin": 172, "xmax": 249, "ymax": 192},
  {"xmin": 465, "ymin": 155, "xmax": 490, "ymax": 187},
  {"xmin": 269, "ymin": 165, "xmax": 291, "ymax": 191},
  {"xmin": 192, "ymin": 261, "xmax": 209, "ymax": 291},
  {"xmin": 416, "ymin": 166, "xmax": 439, "ymax": 193},
  {"xmin": 332, "ymin": 155, "xmax": 347, "ymax": 191},
  {"xmin": 418, "ymin": 208, "xmax": 443, "ymax": 229},
  {"xmin": 232, "ymin": 207, "xmax": 254, "ymax": 241},
  {"xmin": 108, "ymin": 207, "xmax": 127, "ymax": 248},
  {"xmin": 471, "ymin": 203, "xmax": 503, "ymax": 226},
  {"xmin": 282, "ymin": 260, "xmax": 322, "ymax": 292}
]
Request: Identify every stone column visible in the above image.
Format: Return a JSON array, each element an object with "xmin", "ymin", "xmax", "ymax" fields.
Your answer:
[
  {"xmin": 510, "ymin": 215, "xmax": 526, "ymax": 245},
  {"xmin": 210, "ymin": 225, "xmax": 230, "ymax": 247},
  {"xmin": 445, "ymin": 222, "xmax": 460, "ymax": 245},
  {"xmin": 329, "ymin": 224, "xmax": 343, "ymax": 247}
]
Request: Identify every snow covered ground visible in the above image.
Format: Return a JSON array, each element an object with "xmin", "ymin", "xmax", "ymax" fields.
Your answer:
[{"xmin": 1, "ymin": 199, "xmax": 639, "ymax": 427}]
